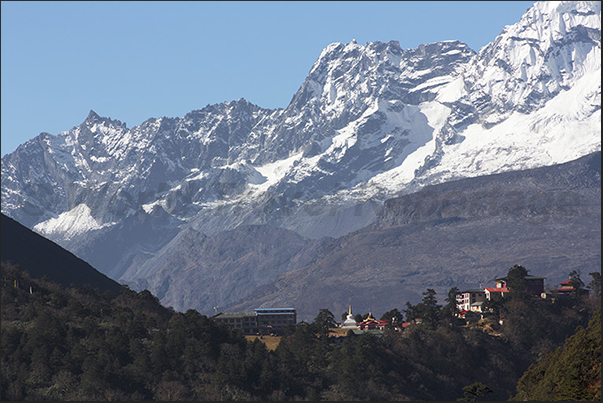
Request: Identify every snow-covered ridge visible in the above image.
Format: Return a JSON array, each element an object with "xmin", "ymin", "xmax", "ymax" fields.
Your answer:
[{"xmin": 34, "ymin": 204, "xmax": 114, "ymax": 241}]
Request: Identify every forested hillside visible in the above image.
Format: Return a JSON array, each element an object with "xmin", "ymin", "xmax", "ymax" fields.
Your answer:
[
  {"xmin": 513, "ymin": 308, "xmax": 601, "ymax": 400},
  {"xmin": 1, "ymin": 261, "xmax": 600, "ymax": 401}
]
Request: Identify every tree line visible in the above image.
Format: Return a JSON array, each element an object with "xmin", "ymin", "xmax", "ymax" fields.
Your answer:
[{"xmin": 1, "ymin": 261, "xmax": 600, "ymax": 400}]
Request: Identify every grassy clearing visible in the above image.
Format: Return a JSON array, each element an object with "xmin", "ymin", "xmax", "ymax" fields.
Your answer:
[
  {"xmin": 328, "ymin": 327, "xmax": 349, "ymax": 337},
  {"xmin": 245, "ymin": 334, "xmax": 282, "ymax": 350},
  {"xmin": 246, "ymin": 328, "xmax": 351, "ymax": 350}
]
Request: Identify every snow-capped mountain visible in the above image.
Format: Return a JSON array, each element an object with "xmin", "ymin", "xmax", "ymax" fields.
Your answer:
[{"xmin": 1, "ymin": 1, "xmax": 600, "ymax": 309}]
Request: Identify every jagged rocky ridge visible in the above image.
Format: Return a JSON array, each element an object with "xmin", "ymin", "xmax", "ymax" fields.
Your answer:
[{"xmin": 1, "ymin": 1, "xmax": 601, "ymax": 312}]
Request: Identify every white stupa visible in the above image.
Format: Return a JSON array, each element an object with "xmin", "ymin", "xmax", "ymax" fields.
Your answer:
[{"xmin": 341, "ymin": 305, "xmax": 358, "ymax": 329}]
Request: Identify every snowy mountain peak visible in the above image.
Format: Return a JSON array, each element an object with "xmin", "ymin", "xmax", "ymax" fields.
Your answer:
[
  {"xmin": 83, "ymin": 109, "xmax": 126, "ymax": 128},
  {"xmin": 463, "ymin": 0, "xmax": 601, "ymax": 124},
  {"xmin": 292, "ymin": 38, "xmax": 474, "ymax": 129},
  {"xmin": 528, "ymin": 1, "xmax": 601, "ymax": 31},
  {"xmin": 505, "ymin": 0, "xmax": 601, "ymax": 62}
]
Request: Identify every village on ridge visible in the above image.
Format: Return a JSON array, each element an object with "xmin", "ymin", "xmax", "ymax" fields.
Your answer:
[{"xmin": 213, "ymin": 271, "xmax": 590, "ymax": 337}]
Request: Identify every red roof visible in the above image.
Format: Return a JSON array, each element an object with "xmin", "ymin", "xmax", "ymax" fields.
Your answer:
[
  {"xmin": 359, "ymin": 319, "xmax": 389, "ymax": 328},
  {"xmin": 485, "ymin": 287, "xmax": 509, "ymax": 293}
]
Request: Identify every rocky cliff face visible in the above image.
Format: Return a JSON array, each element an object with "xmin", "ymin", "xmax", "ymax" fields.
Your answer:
[{"xmin": 1, "ymin": 1, "xmax": 600, "ymax": 313}]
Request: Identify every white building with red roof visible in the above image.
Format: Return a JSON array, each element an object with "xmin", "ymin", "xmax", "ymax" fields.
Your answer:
[{"xmin": 456, "ymin": 289, "xmax": 486, "ymax": 312}]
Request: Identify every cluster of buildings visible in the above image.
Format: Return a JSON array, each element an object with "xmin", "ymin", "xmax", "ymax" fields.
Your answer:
[
  {"xmin": 339, "ymin": 305, "xmax": 392, "ymax": 334},
  {"xmin": 213, "ymin": 273, "xmax": 590, "ymax": 336},
  {"xmin": 456, "ymin": 274, "xmax": 589, "ymax": 318},
  {"xmin": 213, "ymin": 305, "xmax": 393, "ymax": 336}
]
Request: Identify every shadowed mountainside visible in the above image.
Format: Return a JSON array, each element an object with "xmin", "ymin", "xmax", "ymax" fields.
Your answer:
[{"xmin": 1, "ymin": 213, "xmax": 122, "ymax": 294}]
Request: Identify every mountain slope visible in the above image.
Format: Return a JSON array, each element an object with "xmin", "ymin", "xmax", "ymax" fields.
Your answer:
[
  {"xmin": 120, "ymin": 224, "xmax": 329, "ymax": 315},
  {"xmin": 225, "ymin": 151, "xmax": 601, "ymax": 321},
  {"xmin": 0, "ymin": 1, "xmax": 600, "ymax": 311},
  {"xmin": 0, "ymin": 213, "xmax": 122, "ymax": 293}
]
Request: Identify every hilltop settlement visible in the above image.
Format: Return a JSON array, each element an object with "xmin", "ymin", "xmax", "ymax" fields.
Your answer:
[{"xmin": 213, "ymin": 264, "xmax": 594, "ymax": 336}]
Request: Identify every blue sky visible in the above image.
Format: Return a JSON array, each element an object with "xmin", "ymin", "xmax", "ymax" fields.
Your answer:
[{"xmin": 1, "ymin": 1, "xmax": 535, "ymax": 156}]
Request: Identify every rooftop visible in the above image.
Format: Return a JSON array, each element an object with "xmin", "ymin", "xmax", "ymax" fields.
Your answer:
[
  {"xmin": 214, "ymin": 312, "xmax": 257, "ymax": 318},
  {"xmin": 255, "ymin": 308, "xmax": 296, "ymax": 315},
  {"xmin": 485, "ymin": 287, "xmax": 510, "ymax": 293}
]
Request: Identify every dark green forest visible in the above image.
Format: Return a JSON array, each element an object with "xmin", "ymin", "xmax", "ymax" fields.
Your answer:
[
  {"xmin": 1, "ymin": 261, "xmax": 600, "ymax": 401},
  {"xmin": 512, "ymin": 307, "xmax": 600, "ymax": 401}
]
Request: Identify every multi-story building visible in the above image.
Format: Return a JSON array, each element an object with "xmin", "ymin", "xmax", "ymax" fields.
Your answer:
[
  {"xmin": 213, "ymin": 308, "xmax": 296, "ymax": 335},
  {"xmin": 484, "ymin": 280, "xmax": 510, "ymax": 300},
  {"xmin": 457, "ymin": 274, "xmax": 546, "ymax": 315},
  {"xmin": 479, "ymin": 274, "xmax": 546, "ymax": 303},
  {"xmin": 212, "ymin": 311, "xmax": 259, "ymax": 334},
  {"xmin": 456, "ymin": 289, "xmax": 486, "ymax": 312},
  {"xmin": 254, "ymin": 308, "xmax": 297, "ymax": 333}
]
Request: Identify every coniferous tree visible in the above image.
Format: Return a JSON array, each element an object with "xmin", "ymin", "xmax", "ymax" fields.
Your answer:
[
  {"xmin": 2, "ymin": 260, "xmax": 599, "ymax": 401},
  {"xmin": 588, "ymin": 271, "xmax": 601, "ymax": 296},
  {"xmin": 381, "ymin": 308, "xmax": 403, "ymax": 329},
  {"xmin": 505, "ymin": 264, "xmax": 530, "ymax": 300},
  {"xmin": 458, "ymin": 382, "xmax": 493, "ymax": 401},
  {"xmin": 313, "ymin": 308, "xmax": 336, "ymax": 337},
  {"xmin": 443, "ymin": 287, "xmax": 460, "ymax": 318},
  {"xmin": 419, "ymin": 288, "xmax": 442, "ymax": 325}
]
